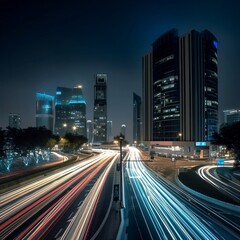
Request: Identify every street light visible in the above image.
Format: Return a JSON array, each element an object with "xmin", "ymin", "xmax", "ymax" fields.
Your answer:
[
  {"xmin": 178, "ymin": 133, "xmax": 182, "ymax": 141},
  {"xmin": 72, "ymin": 126, "xmax": 77, "ymax": 134},
  {"xmin": 119, "ymin": 136, "xmax": 123, "ymax": 208}
]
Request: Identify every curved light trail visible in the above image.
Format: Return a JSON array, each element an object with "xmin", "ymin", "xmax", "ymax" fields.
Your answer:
[
  {"xmin": 125, "ymin": 147, "xmax": 240, "ymax": 240},
  {"xmin": 197, "ymin": 165, "xmax": 240, "ymax": 202}
]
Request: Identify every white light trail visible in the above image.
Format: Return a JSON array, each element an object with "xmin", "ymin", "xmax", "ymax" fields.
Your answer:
[{"xmin": 126, "ymin": 147, "xmax": 222, "ymax": 240}]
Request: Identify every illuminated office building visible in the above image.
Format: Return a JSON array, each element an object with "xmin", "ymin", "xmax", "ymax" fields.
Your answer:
[
  {"xmin": 143, "ymin": 29, "xmax": 218, "ymax": 141},
  {"xmin": 93, "ymin": 74, "xmax": 107, "ymax": 143},
  {"xmin": 142, "ymin": 53, "xmax": 153, "ymax": 141},
  {"xmin": 223, "ymin": 109, "xmax": 240, "ymax": 125},
  {"xmin": 36, "ymin": 93, "xmax": 54, "ymax": 132},
  {"xmin": 55, "ymin": 85, "xmax": 86, "ymax": 137},
  {"xmin": 8, "ymin": 113, "xmax": 21, "ymax": 129}
]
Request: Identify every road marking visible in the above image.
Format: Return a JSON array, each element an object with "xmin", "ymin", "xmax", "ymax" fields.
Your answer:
[
  {"xmin": 54, "ymin": 228, "xmax": 63, "ymax": 238},
  {"xmin": 129, "ymin": 175, "xmax": 141, "ymax": 179},
  {"xmin": 68, "ymin": 211, "xmax": 74, "ymax": 219}
]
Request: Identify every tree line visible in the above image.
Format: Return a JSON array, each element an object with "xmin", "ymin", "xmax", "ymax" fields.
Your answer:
[
  {"xmin": 212, "ymin": 121, "xmax": 240, "ymax": 168},
  {"xmin": 0, "ymin": 126, "xmax": 87, "ymax": 171}
]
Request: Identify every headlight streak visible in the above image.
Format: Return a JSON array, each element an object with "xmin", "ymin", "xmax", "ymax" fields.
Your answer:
[
  {"xmin": 17, "ymin": 154, "xmax": 116, "ymax": 240},
  {"xmin": 0, "ymin": 153, "xmax": 107, "ymax": 207},
  {"xmin": 126, "ymin": 147, "xmax": 222, "ymax": 240},
  {"xmin": 0, "ymin": 154, "xmax": 104, "ymax": 225},
  {"xmin": 0, "ymin": 152, "xmax": 116, "ymax": 239},
  {"xmin": 60, "ymin": 154, "xmax": 117, "ymax": 240},
  {"xmin": 197, "ymin": 166, "xmax": 240, "ymax": 202}
]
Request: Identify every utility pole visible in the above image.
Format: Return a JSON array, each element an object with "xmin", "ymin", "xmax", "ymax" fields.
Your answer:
[{"xmin": 119, "ymin": 136, "xmax": 123, "ymax": 208}]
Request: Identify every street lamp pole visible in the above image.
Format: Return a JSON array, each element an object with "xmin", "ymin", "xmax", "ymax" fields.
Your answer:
[{"xmin": 119, "ymin": 136, "xmax": 123, "ymax": 208}]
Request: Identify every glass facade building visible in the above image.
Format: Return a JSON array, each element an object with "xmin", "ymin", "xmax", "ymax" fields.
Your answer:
[
  {"xmin": 143, "ymin": 29, "xmax": 218, "ymax": 142},
  {"xmin": 55, "ymin": 86, "xmax": 86, "ymax": 137},
  {"xmin": 142, "ymin": 53, "xmax": 153, "ymax": 141},
  {"xmin": 152, "ymin": 29, "xmax": 180, "ymax": 141},
  {"xmin": 223, "ymin": 109, "xmax": 240, "ymax": 125},
  {"xmin": 179, "ymin": 30, "xmax": 218, "ymax": 141},
  {"xmin": 93, "ymin": 74, "xmax": 107, "ymax": 143},
  {"xmin": 36, "ymin": 93, "xmax": 54, "ymax": 132}
]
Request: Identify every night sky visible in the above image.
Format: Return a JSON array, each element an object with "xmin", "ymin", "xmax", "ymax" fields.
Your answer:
[{"xmin": 0, "ymin": 0, "xmax": 240, "ymax": 142}]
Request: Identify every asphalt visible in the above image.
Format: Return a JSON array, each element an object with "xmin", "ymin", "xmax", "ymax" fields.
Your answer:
[{"xmin": 95, "ymin": 166, "xmax": 121, "ymax": 240}]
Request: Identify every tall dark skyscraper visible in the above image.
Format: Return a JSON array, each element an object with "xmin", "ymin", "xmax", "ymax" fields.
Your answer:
[
  {"xmin": 55, "ymin": 85, "xmax": 87, "ymax": 137},
  {"xmin": 143, "ymin": 29, "xmax": 218, "ymax": 142},
  {"xmin": 133, "ymin": 92, "xmax": 142, "ymax": 143},
  {"xmin": 142, "ymin": 53, "xmax": 153, "ymax": 141},
  {"xmin": 36, "ymin": 93, "xmax": 54, "ymax": 132},
  {"xmin": 93, "ymin": 74, "xmax": 107, "ymax": 143},
  {"xmin": 152, "ymin": 29, "xmax": 180, "ymax": 141}
]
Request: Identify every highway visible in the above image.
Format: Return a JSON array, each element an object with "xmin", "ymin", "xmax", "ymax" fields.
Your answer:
[
  {"xmin": 123, "ymin": 147, "xmax": 240, "ymax": 240},
  {"xmin": 197, "ymin": 165, "xmax": 240, "ymax": 203},
  {"xmin": 0, "ymin": 150, "xmax": 118, "ymax": 239}
]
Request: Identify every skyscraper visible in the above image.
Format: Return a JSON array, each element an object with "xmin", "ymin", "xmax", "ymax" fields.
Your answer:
[
  {"xmin": 107, "ymin": 120, "xmax": 113, "ymax": 142},
  {"xmin": 120, "ymin": 124, "xmax": 126, "ymax": 138},
  {"xmin": 36, "ymin": 93, "xmax": 54, "ymax": 132},
  {"xmin": 8, "ymin": 113, "xmax": 21, "ymax": 129},
  {"xmin": 133, "ymin": 92, "xmax": 142, "ymax": 143},
  {"xmin": 55, "ymin": 85, "xmax": 87, "ymax": 137},
  {"xmin": 143, "ymin": 29, "xmax": 218, "ymax": 142},
  {"xmin": 223, "ymin": 109, "xmax": 240, "ymax": 125},
  {"xmin": 142, "ymin": 53, "xmax": 153, "ymax": 141},
  {"xmin": 87, "ymin": 120, "xmax": 93, "ymax": 143},
  {"xmin": 93, "ymin": 74, "xmax": 107, "ymax": 143},
  {"xmin": 179, "ymin": 30, "xmax": 218, "ymax": 141},
  {"xmin": 152, "ymin": 29, "xmax": 180, "ymax": 141}
]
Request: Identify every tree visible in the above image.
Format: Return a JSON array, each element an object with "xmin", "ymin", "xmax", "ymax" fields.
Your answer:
[
  {"xmin": 62, "ymin": 133, "xmax": 87, "ymax": 152},
  {"xmin": 0, "ymin": 128, "xmax": 5, "ymax": 158},
  {"xmin": 212, "ymin": 122, "xmax": 240, "ymax": 167}
]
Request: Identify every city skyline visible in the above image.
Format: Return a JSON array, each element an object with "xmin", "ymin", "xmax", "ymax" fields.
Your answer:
[{"xmin": 1, "ymin": 0, "xmax": 240, "ymax": 142}]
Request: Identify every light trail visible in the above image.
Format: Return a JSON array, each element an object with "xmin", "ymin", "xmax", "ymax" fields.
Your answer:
[
  {"xmin": 0, "ymin": 151, "xmax": 117, "ymax": 239},
  {"xmin": 60, "ymin": 154, "xmax": 118, "ymax": 240},
  {"xmin": 197, "ymin": 165, "xmax": 240, "ymax": 202},
  {"xmin": 0, "ymin": 153, "xmax": 105, "ymax": 207},
  {"xmin": 125, "ymin": 147, "xmax": 239, "ymax": 240}
]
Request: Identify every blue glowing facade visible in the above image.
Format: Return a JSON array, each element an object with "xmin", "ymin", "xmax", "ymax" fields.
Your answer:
[
  {"xmin": 36, "ymin": 93, "xmax": 54, "ymax": 132},
  {"xmin": 55, "ymin": 86, "xmax": 87, "ymax": 137}
]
